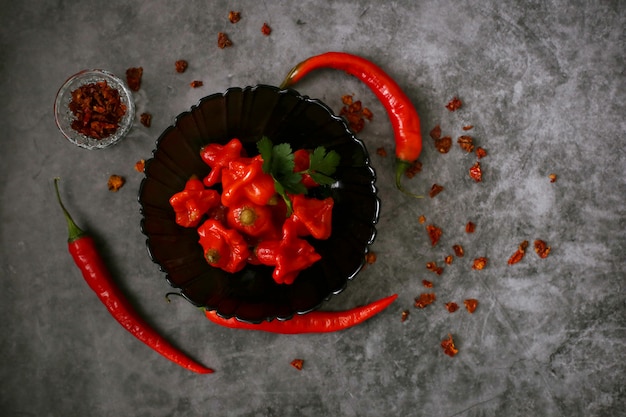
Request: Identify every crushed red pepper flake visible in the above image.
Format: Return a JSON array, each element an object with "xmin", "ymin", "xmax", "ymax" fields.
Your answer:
[
  {"xmin": 422, "ymin": 279, "xmax": 433, "ymax": 288},
  {"xmin": 405, "ymin": 160, "xmax": 422, "ymax": 178},
  {"xmin": 418, "ymin": 215, "xmax": 426, "ymax": 224},
  {"xmin": 435, "ymin": 136, "xmax": 453, "ymax": 154},
  {"xmin": 445, "ymin": 302, "xmax": 459, "ymax": 313},
  {"xmin": 444, "ymin": 255, "xmax": 453, "ymax": 265},
  {"xmin": 476, "ymin": 147, "xmax": 487, "ymax": 159},
  {"xmin": 534, "ymin": 239, "xmax": 551, "ymax": 258},
  {"xmin": 190, "ymin": 80, "xmax": 204, "ymax": 88},
  {"xmin": 228, "ymin": 11, "xmax": 241, "ymax": 23},
  {"xmin": 414, "ymin": 293, "xmax": 436, "ymax": 309},
  {"xmin": 175, "ymin": 60, "xmax": 188, "ymax": 73},
  {"xmin": 68, "ymin": 81, "xmax": 127, "ymax": 139},
  {"xmin": 362, "ymin": 107, "xmax": 373, "ymax": 121},
  {"xmin": 376, "ymin": 147, "xmax": 387, "ymax": 157},
  {"xmin": 401, "ymin": 310, "xmax": 410, "ymax": 322},
  {"xmin": 107, "ymin": 174, "xmax": 125, "ymax": 192},
  {"xmin": 445, "ymin": 97, "xmax": 462, "ymax": 112},
  {"xmin": 261, "ymin": 22, "xmax": 272, "ymax": 36},
  {"xmin": 441, "ymin": 333, "xmax": 458, "ymax": 357},
  {"xmin": 426, "ymin": 224, "xmax": 442, "ymax": 246},
  {"xmin": 464, "ymin": 299, "xmax": 478, "ymax": 313},
  {"xmin": 125, "ymin": 67, "xmax": 143, "ymax": 91},
  {"xmin": 457, "ymin": 135, "xmax": 475, "ymax": 152},
  {"xmin": 290, "ymin": 359, "xmax": 304, "ymax": 370},
  {"xmin": 472, "ymin": 257, "xmax": 488, "ymax": 270},
  {"xmin": 218, "ymin": 32, "xmax": 233, "ymax": 48},
  {"xmin": 134, "ymin": 159, "xmax": 145, "ymax": 173},
  {"xmin": 365, "ymin": 251, "xmax": 377, "ymax": 265},
  {"xmin": 469, "ymin": 162, "xmax": 483, "ymax": 182},
  {"xmin": 452, "ymin": 244, "xmax": 464, "ymax": 257},
  {"xmin": 507, "ymin": 240, "xmax": 529, "ymax": 265},
  {"xmin": 430, "ymin": 125, "xmax": 442, "ymax": 140},
  {"xmin": 426, "ymin": 261, "xmax": 444, "ymax": 275},
  {"xmin": 429, "ymin": 183, "xmax": 444, "ymax": 198},
  {"xmin": 462, "ymin": 125, "xmax": 474, "ymax": 131},
  {"xmin": 466, "ymin": 222, "xmax": 476, "ymax": 233},
  {"xmin": 339, "ymin": 95, "xmax": 372, "ymax": 133},
  {"xmin": 549, "ymin": 173, "xmax": 558, "ymax": 183},
  {"xmin": 140, "ymin": 112, "xmax": 152, "ymax": 127}
]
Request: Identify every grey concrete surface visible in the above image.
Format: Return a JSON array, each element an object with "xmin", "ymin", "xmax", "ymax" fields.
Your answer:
[{"xmin": 1, "ymin": 1, "xmax": 624, "ymax": 416}]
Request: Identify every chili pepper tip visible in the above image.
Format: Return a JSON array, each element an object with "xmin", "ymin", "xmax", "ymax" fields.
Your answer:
[
  {"xmin": 54, "ymin": 178, "xmax": 87, "ymax": 243},
  {"xmin": 394, "ymin": 161, "xmax": 423, "ymax": 198}
]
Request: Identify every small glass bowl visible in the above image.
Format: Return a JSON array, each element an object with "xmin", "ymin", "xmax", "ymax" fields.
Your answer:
[{"xmin": 54, "ymin": 69, "xmax": 135, "ymax": 149}]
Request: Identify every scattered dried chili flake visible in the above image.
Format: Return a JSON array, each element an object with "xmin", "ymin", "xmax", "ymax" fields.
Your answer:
[
  {"xmin": 452, "ymin": 244, "xmax": 464, "ymax": 257},
  {"xmin": 418, "ymin": 215, "xmax": 426, "ymax": 224},
  {"xmin": 68, "ymin": 81, "xmax": 127, "ymax": 139},
  {"xmin": 376, "ymin": 147, "xmax": 387, "ymax": 157},
  {"xmin": 217, "ymin": 32, "xmax": 233, "ymax": 48},
  {"xmin": 445, "ymin": 302, "xmax": 459, "ymax": 313},
  {"xmin": 457, "ymin": 135, "xmax": 475, "ymax": 152},
  {"xmin": 175, "ymin": 60, "xmax": 188, "ymax": 73},
  {"xmin": 462, "ymin": 125, "xmax": 474, "ymax": 131},
  {"xmin": 476, "ymin": 147, "xmax": 487, "ymax": 159},
  {"xmin": 140, "ymin": 112, "xmax": 152, "ymax": 127},
  {"xmin": 435, "ymin": 136, "xmax": 453, "ymax": 154},
  {"xmin": 125, "ymin": 67, "xmax": 143, "ymax": 92},
  {"xmin": 290, "ymin": 359, "xmax": 304, "ymax": 370},
  {"xmin": 405, "ymin": 160, "xmax": 422, "ymax": 178},
  {"xmin": 441, "ymin": 334, "xmax": 458, "ymax": 357},
  {"xmin": 228, "ymin": 11, "xmax": 241, "ymax": 23},
  {"xmin": 134, "ymin": 159, "xmax": 145, "ymax": 173},
  {"xmin": 422, "ymin": 279, "xmax": 433, "ymax": 288},
  {"xmin": 339, "ymin": 95, "xmax": 372, "ymax": 133},
  {"xmin": 365, "ymin": 251, "xmax": 377, "ymax": 265},
  {"xmin": 464, "ymin": 299, "xmax": 478, "ymax": 313},
  {"xmin": 430, "ymin": 125, "xmax": 442, "ymax": 140},
  {"xmin": 426, "ymin": 224, "xmax": 442, "ymax": 246},
  {"xmin": 469, "ymin": 162, "xmax": 483, "ymax": 182},
  {"xmin": 414, "ymin": 293, "xmax": 436, "ymax": 309},
  {"xmin": 445, "ymin": 97, "xmax": 462, "ymax": 112},
  {"xmin": 426, "ymin": 262, "xmax": 444, "ymax": 275},
  {"xmin": 507, "ymin": 240, "xmax": 529, "ymax": 265},
  {"xmin": 341, "ymin": 94, "xmax": 353, "ymax": 105},
  {"xmin": 534, "ymin": 239, "xmax": 551, "ymax": 258},
  {"xmin": 465, "ymin": 222, "xmax": 476, "ymax": 233},
  {"xmin": 429, "ymin": 183, "xmax": 444, "ymax": 198},
  {"xmin": 472, "ymin": 257, "xmax": 488, "ymax": 270},
  {"xmin": 190, "ymin": 80, "xmax": 204, "ymax": 88},
  {"xmin": 401, "ymin": 310, "xmax": 410, "ymax": 322},
  {"xmin": 549, "ymin": 173, "xmax": 558, "ymax": 183},
  {"xmin": 362, "ymin": 107, "xmax": 373, "ymax": 120},
  {"xmin": 261, "ymin": 23, "xmax": 272, "ymax": 36},
  {"xmin": 107, "ymin": 174, "xmax": 125, "ymax": 192},
  {"xmin": 444, "ymin": 255, "xmax": 453, "ymax": 265}
]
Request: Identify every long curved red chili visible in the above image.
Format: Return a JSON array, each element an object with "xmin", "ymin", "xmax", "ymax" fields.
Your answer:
[
  {"xmin": 54, "ymin": 178, "xmax": 213, "ymax": 374},
  {"xmin": 205, "ymin": 294, "xmax": 398, "ymax": 333},
  {"xmin": 279, "ymin": 51, "xmax": 422, "ymax": 194}
]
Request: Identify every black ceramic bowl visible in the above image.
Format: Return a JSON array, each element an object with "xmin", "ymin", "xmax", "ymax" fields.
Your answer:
[{"xmin": 138, "ymin": 85, "xmax": 379, "ymax": 323}]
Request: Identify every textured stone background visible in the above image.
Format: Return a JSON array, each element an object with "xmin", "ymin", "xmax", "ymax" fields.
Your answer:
[{"xmin": 1, "ymin": 1, "xmax": 624, "ymax": 416}]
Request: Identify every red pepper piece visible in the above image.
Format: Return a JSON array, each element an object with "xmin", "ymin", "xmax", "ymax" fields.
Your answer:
[
  {"xmin": 169, "ymin": 177, "xmax": 220, "ymax": 227},
  {"xmin": 197, "ymin": 219, "xmax": 250, "ymax": 273},
  {"xmin": 286, "ymin": 194, "xmax": 334, "ymax": 240},
  {"xmin": 54, "ymin": 179, "xmax": 212, "ymax": 374},
  {"xmin": 205, "ymin": 294, "xmax": 398, "ymax": 333},
  {"xmin": 280, "ymin": 52, "xmax": 422, "ymax": 195},
  {"xmin": 221, "ymin": 155, "xmax": 277, "ymax": 207},
  {"xmin": 292, "ymin": 149, "xmax": 318, "ymax": 188},
  {"xmin": 255, "ymin": 221, "xmax": 321, "ymax": 284},
  {"xmin": 200, "ymin": 138, "xmax": 244, "ymax": 187},
  {"xmin": 226, "ymin": 201, "xmax": 281, "ymax": 240}
]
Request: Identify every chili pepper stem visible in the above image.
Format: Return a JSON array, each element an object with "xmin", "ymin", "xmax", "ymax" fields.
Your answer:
[
  {"xmin": 395, "ymin": 161, "xmax": 423, "ymax": 199},
  {"xmin": 54, "ymin": 178, "xmax": 87, "ymax": 243}
]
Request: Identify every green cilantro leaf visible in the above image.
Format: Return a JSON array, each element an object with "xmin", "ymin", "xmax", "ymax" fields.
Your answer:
[
  {"xmin": 256, "ymin": 136, "xmax": 274, "ymax": 173},
  {"xmin": 309, "ymin": 146, "xmax": 340, "ymax": 176}
]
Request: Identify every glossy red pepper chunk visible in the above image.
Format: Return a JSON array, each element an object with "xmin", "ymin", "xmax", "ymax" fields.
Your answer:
[
  {"xmin": 221, "ymin": 155, "xmax": 277, "ymax": 207},
  {"xmin": 286, "ymin": 194, "xmax": 334, "ymax": 240},
  {"xmin": 292, "ymin": 149, "xmax": 318, "ymax": 188},
  {"xmin": 226, "ymin": 201, "xmax": 282, "ymax": 241},
  {"xmin": 197, "ymin": 219, "xmax": 250, "ymax": 273},
  {"xmin": 200, "ymin": 138, "xmax": 244, "ymax": 187},
  {"xmin": 169, "ymin": 177, "xmax": 220, "ymax": 227},
  {"xmin": 255, "ymin": 221, "xmax": 321, "ymax": 285}
]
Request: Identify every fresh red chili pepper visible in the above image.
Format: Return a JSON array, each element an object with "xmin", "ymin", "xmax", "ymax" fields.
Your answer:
[
  {"xmin": 286, "ymin": 194, "xmax": 334, "ymax": 240},
  {"xmin": 53, "ymin": 179, "xmax": 212, "ymax": 374},
  {"xmin": 280, "ymin": 52, "xmax": 423, "ymax": 195},
  {"xmin": 169, "ymin": 177, "xmax": 220, "ymax": 228},
  {"xmin": 204, "ymin": 294, "xmax": 398, "ymax": 333},
  {"xmin": 292, "ymin": 148, "xmax": 318, "ymax": 188},
  {"xmin": 197, "ymin": 218, "xmax": 250, "ymax": 273},
  {"xmin": 221, "ymin": 155, "xmax": 277, "ymax": 207},
  {"xmin": 200, "ymin": 138, "xmax": 244, "ymax": 187}
]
